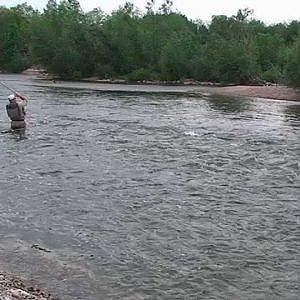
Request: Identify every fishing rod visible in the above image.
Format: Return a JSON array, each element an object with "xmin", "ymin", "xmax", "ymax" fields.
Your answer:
[
  {"xmin": 0, "ymin": 81, "xmax": 17, "ymax": 94},
  {"xmin": 0, "ymin": 81, "xmax": 27, "ymax": 101}
]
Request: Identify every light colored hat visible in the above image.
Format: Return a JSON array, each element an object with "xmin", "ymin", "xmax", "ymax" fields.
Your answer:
[{"xmin": 8, "ymin": 94, "xmax": 16, "ymax": 101}]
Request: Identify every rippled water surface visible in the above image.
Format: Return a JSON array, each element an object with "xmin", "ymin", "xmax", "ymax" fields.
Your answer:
[{"xmin": 0, "ymin": 75, "xmax": 299, "ymax": 299}]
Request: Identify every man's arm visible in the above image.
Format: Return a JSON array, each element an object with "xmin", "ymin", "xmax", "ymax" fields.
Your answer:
[{"xmin": 15, "ymin": 93, "xmax": 28, "ymax": 103}]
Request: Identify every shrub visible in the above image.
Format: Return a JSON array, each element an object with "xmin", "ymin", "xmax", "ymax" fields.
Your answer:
[
  {"xmin": 261, "ymin": 67, "xmax": 282, "ymax": 83},
  {"xmin": 96, "ymin": 64, "xmax": 114, "ymax": 79},
  {"xmin": 125, "ymin": 68, "xmax": 160, "ymax": 81}
]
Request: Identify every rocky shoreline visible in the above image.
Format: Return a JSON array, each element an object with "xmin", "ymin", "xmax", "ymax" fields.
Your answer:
[{"xmin": 0, "ymin": 273, "xmax": 58, "ymax": 300}]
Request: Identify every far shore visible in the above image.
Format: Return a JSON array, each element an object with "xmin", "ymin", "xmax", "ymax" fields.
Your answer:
[
  {"xmin": 79, "ymin": 77, "xmax": 300, "ymax": 102},
  {"xmin": 3, "ymin": 70, "xmax": 300, "ymax": 102},
  {"xmin": 194, "ymin": 84, "xmax": 300, "ymax": 102},
  {"xmin": 49, "ymin": 77, "xmax": 300, "ymax": 102}
]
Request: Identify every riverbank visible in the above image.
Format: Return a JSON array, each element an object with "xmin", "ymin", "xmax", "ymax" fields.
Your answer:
[
  {"xmin": 196, "ymin": 84, "xmax": 300, "ymax": 102},
  {"xmin": 8, "ymin": 70, "xmax": 300, "ymax": 102},
  {"xmin": 125, "ymin": 81, "xmax": 300, "ymax": 102},
  {"xmin": 44, "ymin": 77, "xmax": 300, "ymax": 102},
  {"xmin": 0, "ymin": 273, "xmax": 58, "ymax": 300}
]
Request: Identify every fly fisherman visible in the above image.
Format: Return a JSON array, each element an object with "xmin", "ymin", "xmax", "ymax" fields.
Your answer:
[{"xmin": 6, "ymin": 93, "xmax": 28, "ymax": 130}]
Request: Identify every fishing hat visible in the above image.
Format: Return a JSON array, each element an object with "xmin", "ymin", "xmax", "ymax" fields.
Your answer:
[{"xmin": 8, "ymin": 94, "xmax": 16, "ymax": 101}]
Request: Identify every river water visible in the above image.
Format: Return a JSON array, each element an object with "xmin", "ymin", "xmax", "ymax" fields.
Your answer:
[{"xmin": 0, "ymin": 75, "xmax": 299, "ymax": 300}]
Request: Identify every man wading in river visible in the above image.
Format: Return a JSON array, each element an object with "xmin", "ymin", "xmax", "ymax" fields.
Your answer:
[{"xmin": 6, "ymin": 93, "xmax": 28, "ymax": 130}]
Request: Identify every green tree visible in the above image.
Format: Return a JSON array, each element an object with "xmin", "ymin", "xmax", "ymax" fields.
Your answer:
[
  {"xmin": 286, "ymin": 35, "xmax": 300, "ymax": 87},
  {"xmin": 233, "ymin": 8, "xmax": 253, "ymax": 22},
  {"xmin": 160, "ymin": 33, "xmax": 197, "ymax": 80},
  {"xmin": 253, "ymin": 33, "xmax": 283, "ymax": 71},
  {"xmin": 145, "ymin": 0, "xmax": 155, "ymax": 15},
  {"xmin": 102, "ymin": 3, "xmax": 141, "ymax": 76},
  {"xmin": 159, "ymin": 0, "xmax": 173, "ymax": 15},
  {"xmin": 30, "ymin": 0, "xmax": 97, "ymax": 79},
  {"xmin": 0, "ymin": 2, "xmax": 299, "ymax": 87},
  {"xmin": 0, "ymin": 4, "xmax": 34, "ymax": 72},
  {"xmin": 191, "ymin": 36, "xmax": 258, "ymax": 84},
  {"xmin": 137, "ymin": 13, "xmax": 198, "ymax": 74}
]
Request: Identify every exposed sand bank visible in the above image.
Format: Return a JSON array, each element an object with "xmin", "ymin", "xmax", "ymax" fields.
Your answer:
[{"xmin": 194, "ymin": 84, "xmax": 300, "ymax": 102}]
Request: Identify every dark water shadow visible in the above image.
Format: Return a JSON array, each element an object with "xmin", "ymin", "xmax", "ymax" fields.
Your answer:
[
  {"xmin": 39, "ymin": 84, "xmax": 191, "ymax": 99},
  {"xmin": 284, "ymin": 104, "xmax": 300, "ymax": 123},
  {"xmin": 206, "ymin": 94, "xmax": 252, "ymax": 114}
]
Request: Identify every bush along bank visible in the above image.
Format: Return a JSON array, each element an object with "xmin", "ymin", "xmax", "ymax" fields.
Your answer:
[{"xmin": 1, "ymin": 2, "xmax": 300, "ymax": 87}]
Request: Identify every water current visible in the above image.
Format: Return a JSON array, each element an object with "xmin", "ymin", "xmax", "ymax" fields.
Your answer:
[{"xmin": 0, "ymin": 75, "xmax": 299, "ymax": 299}]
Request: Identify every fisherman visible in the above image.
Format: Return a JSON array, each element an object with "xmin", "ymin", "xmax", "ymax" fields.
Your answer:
[{"xmin": 6, "ymin": 93, "xmax": 28, "ymax": 130}]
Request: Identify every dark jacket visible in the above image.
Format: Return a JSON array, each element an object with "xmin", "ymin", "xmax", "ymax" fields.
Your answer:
[{"xmin": 6, "ymin": 101, "xmax": 26, "ymax": 121}]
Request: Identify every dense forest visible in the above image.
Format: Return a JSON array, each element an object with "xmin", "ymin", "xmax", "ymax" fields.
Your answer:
[{"xmin": 1, "ymin": 0, "xmax": 300, "ymax": 87}]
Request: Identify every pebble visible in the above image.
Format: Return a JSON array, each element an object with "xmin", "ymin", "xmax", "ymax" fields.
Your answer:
[{"xmin": 0, "ymin": 273, "xmax": 58, "ymax": 300}]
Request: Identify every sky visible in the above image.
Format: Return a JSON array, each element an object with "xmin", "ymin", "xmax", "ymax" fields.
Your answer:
[{"xmin": 1, "ymin": 0, "xmax": 300, "ymax": 24}]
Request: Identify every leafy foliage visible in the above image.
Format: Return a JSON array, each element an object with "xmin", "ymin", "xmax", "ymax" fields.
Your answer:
[
  {"xmin": 286, "ymin": 35, "xmax": 300, "ymax": 87},
  {"xmin": 0, "ymin": 1, "xmax": 300, "ymax": 87}
]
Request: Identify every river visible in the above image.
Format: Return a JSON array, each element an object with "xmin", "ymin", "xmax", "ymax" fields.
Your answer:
[{"xmin": 0, "ymin": 74, "xmax": 299, "ymax": 299}]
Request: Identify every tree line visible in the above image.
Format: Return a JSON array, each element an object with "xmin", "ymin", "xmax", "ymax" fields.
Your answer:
[{"xmin": 1, "ymin": 0, "xmax": 300, "ymax": 87}]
